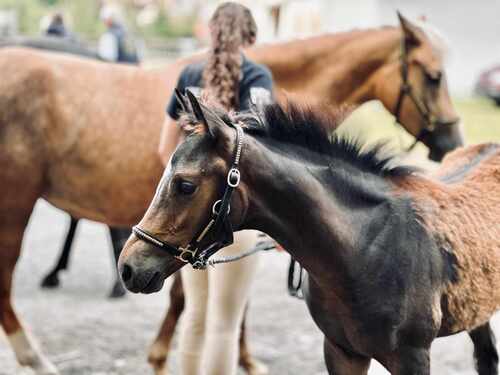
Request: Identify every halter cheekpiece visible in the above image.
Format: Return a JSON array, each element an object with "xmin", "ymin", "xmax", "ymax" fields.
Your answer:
[
  {"xmin": 133, "ymin": 124, "xmax": 245, "ymax": 269},
  {"xmin": 393, "ymin": 37, "xmax": 453, "ymax": 151}
]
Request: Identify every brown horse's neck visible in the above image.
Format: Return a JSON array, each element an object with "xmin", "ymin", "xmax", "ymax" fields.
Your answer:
[{"xmin": 246, "ymin": 27, "xmax": 402, "ymax": 105}]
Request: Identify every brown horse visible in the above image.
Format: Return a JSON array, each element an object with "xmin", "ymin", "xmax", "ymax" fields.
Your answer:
[
  {"xmin": 0, "ymin": 15, "xmax": 461, "ymax": 374},
  {"xmin": 119, "ymin": 93, "xmax": 500, "ymax": 375}
]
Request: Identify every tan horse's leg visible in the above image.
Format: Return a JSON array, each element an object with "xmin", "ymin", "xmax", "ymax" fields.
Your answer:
[{"xmin": 0, "ymin": 205, "xmax": 59, "ymax": 374}]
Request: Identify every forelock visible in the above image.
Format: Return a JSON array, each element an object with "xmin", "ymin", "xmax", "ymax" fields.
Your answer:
[{"xmin": 414, "ymin": 20, "xmax": 451, "ymax": 62}]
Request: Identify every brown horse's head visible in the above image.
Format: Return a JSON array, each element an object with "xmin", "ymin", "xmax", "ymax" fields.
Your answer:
[
  {"xmin": 378, "ymin": 13, "xmax": 463, "ymax": 161},
  {"xmin": 119, "ymin": 93, "xmax": 248, "ymax": 293}
]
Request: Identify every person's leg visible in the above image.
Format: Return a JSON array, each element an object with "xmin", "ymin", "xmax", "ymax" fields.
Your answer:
[
  {"xmin": 204, "ymin": 230, "xmax": 261, "ymax": 375},
  {"xmin": 177, "ymin": 265, "xmax": 209, "ymax": 375}
]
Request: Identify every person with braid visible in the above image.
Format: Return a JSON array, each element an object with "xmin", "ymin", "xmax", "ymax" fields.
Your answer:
[{"xmin": 158, "ymin": 3, "xmax": 273, "ymax": 374}]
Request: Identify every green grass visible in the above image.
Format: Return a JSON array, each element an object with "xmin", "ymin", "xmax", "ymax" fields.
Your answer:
[
  {"xmin": 454, "ymin": 98, "xmax": 500, "ymax": 143},
  {"xmin": 337, "ymin": 97, "xmax": 500, "ymax": 158}
]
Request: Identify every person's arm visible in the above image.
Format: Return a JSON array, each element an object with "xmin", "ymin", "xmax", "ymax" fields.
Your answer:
[
  {"xmin": 98, "ymin": 33, "xmax": 118, "ymax": 62},
  {"xmin": 158, "ymin": 116, "xmax": 182, "ymax": 166},
  {"xmin": 159, "ymin": 66, "xmax": 191, "ymax": 165}
]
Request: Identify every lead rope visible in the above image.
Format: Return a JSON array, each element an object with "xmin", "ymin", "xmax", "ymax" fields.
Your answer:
[{"xmin": 199, "ymin": 239, "xmax": 276, "ymax": 269}]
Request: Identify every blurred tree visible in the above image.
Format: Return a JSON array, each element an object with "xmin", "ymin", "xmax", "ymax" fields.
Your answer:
[
  {"xmin": 41, "ymin": 0, "xmax": 59, "ymax": 6},
  {"xmin": 0, "ymin": 0, "xmax": 194, "ymax": 38}
]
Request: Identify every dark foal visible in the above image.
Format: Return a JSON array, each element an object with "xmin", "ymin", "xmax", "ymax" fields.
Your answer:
[
  {"xmin": 119, "ymin": 94, "xmax": 500, "ymax": 374},
  {"xmin": 41, "ymin": 217, "xmax": 128, "ymax": 298}
]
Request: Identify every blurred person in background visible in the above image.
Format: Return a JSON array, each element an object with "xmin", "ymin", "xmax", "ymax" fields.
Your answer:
[
  {"xmin": 45, "ymin": 12, "xmax": 68, "ymax": 38},
  {"xmin": 42, "ymin": 12, "xmax": 78, "ymax": 42},
  {"xmin": 158, "ymin": 3, "xmax": 273, "ymax": 374},
  {"xmin": 99, "ymin": 4, "xmax": 140, "ymax": 64}
]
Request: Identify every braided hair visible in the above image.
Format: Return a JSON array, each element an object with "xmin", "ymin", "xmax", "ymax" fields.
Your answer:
[{"xmin": 202, "ymin": 2, "xmax": 257, "ymax": 110}]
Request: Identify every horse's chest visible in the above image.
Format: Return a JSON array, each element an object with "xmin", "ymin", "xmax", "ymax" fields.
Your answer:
[
  {"xmin": 303, "ymin": 273, "xmax": 441, "ymax": 356},
  {"xmin": 303, "ymin": 275, "xmax": 404, "ymax": 356}
]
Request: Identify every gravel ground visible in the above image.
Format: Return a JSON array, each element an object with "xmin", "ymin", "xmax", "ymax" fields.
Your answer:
[{"xmin": 0, "ymin": 200, "xmax": 497, "ymax": 375}]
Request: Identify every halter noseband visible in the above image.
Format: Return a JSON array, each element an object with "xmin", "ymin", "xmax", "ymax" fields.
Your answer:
[
  {"xmin": 132, "ymin": 124, "xmax": 244, "ymax": 269},
  {"xmin": 393, "ymin": 38, "xmax": 453, "ymax": 151}
]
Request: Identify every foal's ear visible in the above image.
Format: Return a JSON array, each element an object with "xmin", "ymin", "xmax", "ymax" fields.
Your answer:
[
  {"xmin": 175, "ymin": 88, "xmax": 188, "ymax": 112},
  {"xmin": 185, "ymin": 90, "xmax": 234, "ymax": 148},
  {"xmin": 186, "ymin": 89, "xmax": 207, "ymax": 126},
  {"xmin": 397, "ymin": 11, "xmax": 423, "ymax": 49}
]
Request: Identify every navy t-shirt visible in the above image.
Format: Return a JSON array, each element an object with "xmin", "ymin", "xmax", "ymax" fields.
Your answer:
[{"xmin": 166, "ymin": 55, "xmax": 273, "ymax": 120}]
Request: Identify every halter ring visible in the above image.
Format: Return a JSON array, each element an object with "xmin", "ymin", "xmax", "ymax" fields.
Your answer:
[
  {"xmin": 177, "ymin": 247, "xmax": 196, "ymax": 263},
  {"xmin": 212, "ymin": 200, "xmax": 230, "ymax": 215}
]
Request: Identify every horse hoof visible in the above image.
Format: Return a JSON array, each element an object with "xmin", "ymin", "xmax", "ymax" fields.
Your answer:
[
  {"xmin": 108, "ymin": 282, "xmax": 127, "ymax": 299},
  {"xmin": 149, "ymin": 358, "xmax": 168, "ymax": 375},
  {"xmin": 148, "ymin": 343, "xmax": 168, "ymax": 375},
  {"xmin": 243, "ymin": 358, "xmax": 269, "ymax": 375},
  {"xmin": 40, "ymin": 274, "xmax": 60, "ymax": 289}
]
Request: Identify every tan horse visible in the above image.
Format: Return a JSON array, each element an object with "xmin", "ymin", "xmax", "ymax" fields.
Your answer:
[{"xmin": 0, "ymin": 15, "xmax": 461, "ymax": 374}]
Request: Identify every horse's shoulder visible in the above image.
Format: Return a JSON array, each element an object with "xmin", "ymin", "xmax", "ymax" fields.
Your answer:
[{"xmin": 433, "ymin": 143, "xmax": 500, "ymax": 184}]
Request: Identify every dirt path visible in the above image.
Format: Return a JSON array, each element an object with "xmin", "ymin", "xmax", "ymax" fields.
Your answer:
[{"xmin": 0, "ymin": 201, "xmax": 494, "ymax": 374}]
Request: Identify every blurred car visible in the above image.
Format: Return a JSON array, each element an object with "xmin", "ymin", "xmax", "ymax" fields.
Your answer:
[{"xmin": 476, "ymin": 65, "xmax": 500, "ymax": 105}]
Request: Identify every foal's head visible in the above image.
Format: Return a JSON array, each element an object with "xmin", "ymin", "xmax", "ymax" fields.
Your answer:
[
  {"xmin": 119, "ymin": 92, "xmax": 251, "ymax": 293},
  {"xmin": 380, "ymin": 13, "xmax": 463, "ymax": 161}
]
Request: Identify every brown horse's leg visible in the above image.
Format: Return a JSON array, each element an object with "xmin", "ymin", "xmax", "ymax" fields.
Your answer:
[
  {"xmin": 148, "ymin": 271, "xmax": 185, "ymax": 375},
  {"xmin": 238, "ymin": 306, "xmax": 268, "ymax": 375},
  {"xmin": 0, "ymin": 205, "xmax": 59, "ymax": 374},
  {"xmin": 469, "ymin": 322, "xmax": 499, "ymax": 375},
  {"xmin": 323, "ymin": 338, "xmax": 370, "ymax": 375}
]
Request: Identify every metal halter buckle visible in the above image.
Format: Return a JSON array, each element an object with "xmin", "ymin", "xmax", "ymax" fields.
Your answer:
[{"xmin": 227, "ymin": 168, "xmax": 241, "ymax": 187}]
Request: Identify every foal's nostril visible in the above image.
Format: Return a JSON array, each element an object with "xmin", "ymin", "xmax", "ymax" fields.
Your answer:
[{"xmin": 121, "ymin": 264, "xmax": 133, "ymax": 284}]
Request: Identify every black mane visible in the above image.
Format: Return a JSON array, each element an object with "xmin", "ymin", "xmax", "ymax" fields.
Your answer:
[{"xmin": 236, "ymin": 101, "xmax": 416, "ymax": 177}]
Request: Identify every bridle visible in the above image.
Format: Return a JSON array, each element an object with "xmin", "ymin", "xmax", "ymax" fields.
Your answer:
[
  {"xmin": 132, "ymin": 124, "xmax": 244, "ymax": 270},
  {"xmin": 393, "ymin": 38, "xmax": 454, "ymax": 151}
]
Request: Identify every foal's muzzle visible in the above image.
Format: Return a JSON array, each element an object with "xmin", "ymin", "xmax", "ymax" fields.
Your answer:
[{"xmin": 118, "ymin": 239, "xmax": 184, "ymax": 294}]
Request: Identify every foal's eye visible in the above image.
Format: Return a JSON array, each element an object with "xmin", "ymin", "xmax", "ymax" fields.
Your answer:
[{"xmin": 177, "ymin": 180, "xmax": 197, "ymax": 195}]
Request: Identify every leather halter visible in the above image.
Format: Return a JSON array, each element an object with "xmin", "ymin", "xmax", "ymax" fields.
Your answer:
[
  {"xmin": 132, "ymin": 124, "xmax": 244, "ymax": 269},
  {"xmin": 393, "ymin": 39, "xmax": 450, "ymax": 151}
]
